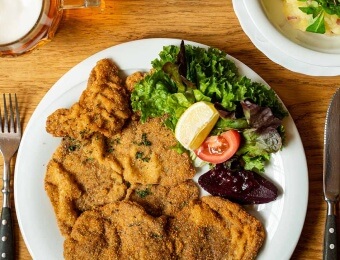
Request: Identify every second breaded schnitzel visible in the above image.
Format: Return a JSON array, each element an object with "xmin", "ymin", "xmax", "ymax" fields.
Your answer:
[
  {"xmin": 63, "ymin": 197, "xmax": 264, "ymax": 260},
  {"xmin": 126, "ymin": 180, "xmax": 200, "ymax": 217},
  {"xmin": 109, "ymin": 116, "xmax": 195, "ymax": 186},
  {"xmin": 45, "ymin": 135, "xmax": 127, "ymax": 236},
  {"xmin": 169, "ymin": 196, "xmax": 265, "ymax": 260},
  {"xmin": 64, "ymin": 201, "xmax": 172, "ymax": 260}
]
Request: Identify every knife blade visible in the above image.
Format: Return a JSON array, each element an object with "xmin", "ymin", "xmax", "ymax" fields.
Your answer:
[{"xmin": 323, "ymin": 88, "xmax": 340, "ymax": 260}]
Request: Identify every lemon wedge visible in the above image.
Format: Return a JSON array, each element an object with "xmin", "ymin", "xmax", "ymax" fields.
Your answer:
[{"xmin": 175, "ymin": 101, "xmax": 219, "ymax": 150}]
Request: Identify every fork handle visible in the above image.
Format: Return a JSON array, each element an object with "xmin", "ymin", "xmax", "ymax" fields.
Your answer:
[{"xmin": 0, "ymin": 207, "xmax": 14, "ymax": 260}]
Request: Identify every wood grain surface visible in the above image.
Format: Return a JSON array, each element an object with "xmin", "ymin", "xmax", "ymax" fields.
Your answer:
[{"xmin": 0, "ymin": 1, "xmax": 339, "ymax": 259}]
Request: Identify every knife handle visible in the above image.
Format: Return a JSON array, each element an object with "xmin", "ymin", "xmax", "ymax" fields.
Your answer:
[{"xmin": 323, "ymin": 201, "xmax": 338, "ymax": 260}]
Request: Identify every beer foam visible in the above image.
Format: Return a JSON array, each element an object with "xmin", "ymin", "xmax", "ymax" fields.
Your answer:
[{"xmin": 0, "ymin": 0, "xmax": 43, "ymax": 45}]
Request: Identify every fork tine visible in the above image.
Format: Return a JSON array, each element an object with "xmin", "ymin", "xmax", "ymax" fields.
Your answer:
[
  {"xmin": 9, "ymin": 94, "xmax": 15, "ymax": 133},
  {"xmin": 2, "ymin": 94, "xmax": 8, "ymax": 133},
  {"xmin": 14, "ymin": 94, "xmax": 21, "ymax": 134}
]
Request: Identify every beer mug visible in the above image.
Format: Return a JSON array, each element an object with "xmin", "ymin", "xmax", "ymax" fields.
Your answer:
[{"xmin": 0, "ymin": 0, "xmax": 101, "ymax": 57}]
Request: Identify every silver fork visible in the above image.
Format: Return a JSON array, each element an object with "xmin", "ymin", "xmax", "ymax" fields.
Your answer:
[{"xmin": 0, "ymin": 94, "xmax": 21, "ymax": 260}]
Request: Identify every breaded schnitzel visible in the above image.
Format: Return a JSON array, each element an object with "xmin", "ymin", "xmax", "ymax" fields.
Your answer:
[
  {"xmin": 126, "ymin": 180, "xmax": 200, "ymax": 217},
  {"xmin": 64, "ymin": 197, "xmax": 264, "ymax": 260},
  {"xmin": 46, "ymin": 59, "xmax": 131, "ymax": 140},
  {"xmin": 109, "ymin": 116, "xmax": 195, "ymax": 186},
  {"xmin": 64, "ymin": 201, "xmax": 172, "ymax": 260},
  {"xmin": 169, "ymin": 196, "xmax": 265, "ymax": 260},
  {"xmin": 125, "ymin": 71, "xmax": 146, "ymax": 93},
  {"xmin": 45, "ymin": 135, "xmax": 127, "ymax": 236}
]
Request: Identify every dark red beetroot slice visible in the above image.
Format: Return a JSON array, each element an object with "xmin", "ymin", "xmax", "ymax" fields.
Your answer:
[{"xmin": 198, "ymin": 163, "xmax": 278, "ymax": 204}]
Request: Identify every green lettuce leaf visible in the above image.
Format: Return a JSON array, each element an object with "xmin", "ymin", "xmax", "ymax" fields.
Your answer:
[{"xmin": 237, "ymin": 128, "xmax": 282, "ymax": 172}]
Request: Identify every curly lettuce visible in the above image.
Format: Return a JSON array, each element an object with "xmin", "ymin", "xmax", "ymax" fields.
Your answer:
[{"xmin": 131, "ymin": 44, "xmax": 286, "ymax": 130}]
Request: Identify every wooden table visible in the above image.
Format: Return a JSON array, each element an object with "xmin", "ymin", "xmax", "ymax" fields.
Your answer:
[{"xmin": 0, "ymin": 1, "xmax": 338, "ymax": 259}]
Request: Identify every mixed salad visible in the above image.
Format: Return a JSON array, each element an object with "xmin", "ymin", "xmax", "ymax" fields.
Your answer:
[{"xmin": 131, "ymin": 41, "xmax": 288, "ymax": 205}]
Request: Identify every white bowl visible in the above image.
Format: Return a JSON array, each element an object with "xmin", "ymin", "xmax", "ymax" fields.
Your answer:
[{"xmin": 232, "ymin": 0, "xmax": 340, "ymax": 76}]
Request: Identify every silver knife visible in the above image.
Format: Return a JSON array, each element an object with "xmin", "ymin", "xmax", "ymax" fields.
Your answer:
[{"xmin": 323, "ymin": 88, "xmax": 340, "ymax": 260}]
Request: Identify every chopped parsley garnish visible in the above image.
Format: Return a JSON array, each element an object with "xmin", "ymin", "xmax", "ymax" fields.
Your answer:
[
  {"xmin": 135, "ymin": 151, "xmax": 150, "ymax": 162},
  {"xmin": 139, "ymin": 133, "xmax": 152, "ymax": 146},
  {"xmin": 107, "ymin": 137, "xmax": 121, "ymax": 153},
  {"xmin": 67, "ymin": 138, "xmax": 81, "ymax": 152},
  {"xmin": 68, "ymin": 145, "xmax": 79, "ymax": 152},
  {"xmin": 85, "ymin": 157, "xmax": 94, "ymax": 162},
  {"xmin": 150, "ymin": 232, "xmax": 163, "ymax": 239},
  {"xmin": 136, "ymin": 187, "xmax": 152, "ymax": 198},
  {"xmin": 79, "ymin": 128, "xmax": 90, "ymax": 138}
]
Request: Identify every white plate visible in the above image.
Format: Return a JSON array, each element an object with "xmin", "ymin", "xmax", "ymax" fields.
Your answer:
[
  {"xmin": 14, "ymin": 38, "xmax": 308, "ymax": 260},
  {"xmin": 232, "ymin": 0, "xmax": 340, "ymax": 76}
]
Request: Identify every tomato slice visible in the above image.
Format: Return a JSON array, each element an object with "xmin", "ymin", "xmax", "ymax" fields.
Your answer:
[{"xmin": 194, "ymin": 130, "xmax": 241, "ymax": 164}]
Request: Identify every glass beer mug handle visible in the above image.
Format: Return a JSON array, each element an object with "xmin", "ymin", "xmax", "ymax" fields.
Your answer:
[{"xmin": 62, "ymin": 0, "xmax": 101, "ymax": 9}]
